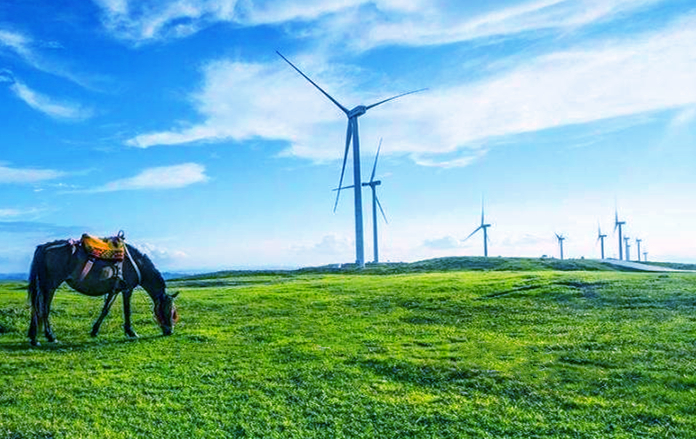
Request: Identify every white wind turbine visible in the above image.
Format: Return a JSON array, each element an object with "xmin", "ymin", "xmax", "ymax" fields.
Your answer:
[{"xmin": 277, "ymin": 51, "xmax": 425, "ymax": 267}]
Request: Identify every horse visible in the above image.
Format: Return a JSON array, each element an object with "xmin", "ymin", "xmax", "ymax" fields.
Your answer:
[{"xmin": 27, "ymin": 237, "xmax": 179, "ymax": 346}]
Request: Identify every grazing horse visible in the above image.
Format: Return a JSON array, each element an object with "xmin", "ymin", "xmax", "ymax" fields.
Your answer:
[{"xmin": 27, "ymin": 238, "xmax": 179, "ymax": 346}]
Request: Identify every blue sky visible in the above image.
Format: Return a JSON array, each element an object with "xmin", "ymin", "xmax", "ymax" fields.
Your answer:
[{"xmin": 1, "ymin": 0, "xmax": 695, "ymax": 273}]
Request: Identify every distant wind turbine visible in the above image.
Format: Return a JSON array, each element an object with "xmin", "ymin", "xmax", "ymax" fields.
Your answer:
[
  {"xmin": 597, "ymin": 224, "xmax": 607, "ymax": 259},
  {"xmin": 635, "ymin": 238, "xmax": 642, "ymax": 262},
  {"xmin": 462, "ymin": 198, "xmax": 491, "ymax": 257},
  {"xmin": 624, "ymin": 236, "xmax": 631, "ymax": 261},
  {"xmin": 277, "ymin": 51, "xmax": 426, "ymax": 267},
  {"xmin": 614, "ymin": 209, "xmax": 626, "ymax": 260},
  {"xmin": 336, "ymin": 139, "xmax": 389, "ymax": 263},
  {"xmin": 555, "ymin": 233, "xmax": 566, "ymax": 260},
  {"xmin": 643, "ymin": 251, "xmax": 648, "ymax": 262}
]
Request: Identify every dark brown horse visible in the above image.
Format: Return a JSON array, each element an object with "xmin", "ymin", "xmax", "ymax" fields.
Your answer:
[{"xmin": 27, "ymin": 238, "xmax": 179, "ymax": 346}]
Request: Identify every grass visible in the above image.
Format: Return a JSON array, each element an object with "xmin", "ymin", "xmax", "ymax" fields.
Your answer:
[{"xmin": 1, "ymin": 268, "xmax": 695, "ymax": 438}]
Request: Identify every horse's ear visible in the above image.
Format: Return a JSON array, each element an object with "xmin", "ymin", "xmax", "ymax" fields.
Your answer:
[{"xmin": 170, "ymin": 291, "xmax": 180, "ymax": 299}]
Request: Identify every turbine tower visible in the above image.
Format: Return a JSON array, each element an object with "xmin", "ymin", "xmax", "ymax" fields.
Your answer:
[
  {"xmin": 636, "ymin": 238, "xmax": 642, "ymax": 262},
  {"xmin": 643, "ymin": 251, "xmax": 648, "ymax": 262},
  {"xmin": 624, "ymin": 236, "xmax": 631, "ymax": 261},
  {"xmin": 362, "ymin": 139, "xmax": 388, "ymax": 263},
  {"xmin": 463, "ymin": 198, "xmax": 491, "ymax": 257},
  {"xmin": 614, "ymin": 210, "xmax": 626, "ymax": 260},
  {"xmin": 597, "ymin": 224, "xmax": 607, "ymax": 259},
  {"xmin": 277, "ymin": 51, "xmax": 425, "ymax": 267},
  {"xmin": 555, "ymin": 233, "xmax": 566, "ymax": 260}
]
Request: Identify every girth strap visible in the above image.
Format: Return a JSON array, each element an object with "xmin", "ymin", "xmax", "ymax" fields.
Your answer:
[{"xmin": 124, "ymin": 245, "xmax": 141, "ymax": 285}]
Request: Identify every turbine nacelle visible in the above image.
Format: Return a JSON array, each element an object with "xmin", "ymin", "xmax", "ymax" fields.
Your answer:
[
  {"xmin": 362, "ymin": 180, "xmax": 382, "ymax": 187},
  {"xmin": 348, "ymin": 105, "xmax": 367, "ymax": 118}
]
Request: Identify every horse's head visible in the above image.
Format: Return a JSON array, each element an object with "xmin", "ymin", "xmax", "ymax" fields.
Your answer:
[{"xmin": 154, "ymin": 291, "xmax": 179, "ymax": 336}]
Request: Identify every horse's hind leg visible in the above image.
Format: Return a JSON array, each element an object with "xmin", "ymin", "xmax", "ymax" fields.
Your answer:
[
  {"xmin": 43, "ymin": 289, "xmax": 58, "ymax": 343},
  {"xmin": 28, "ymin": 308, "xmax": 41, "ymax": 346},
  {"xmin": 122, "ymin": 289, "xmax": 138, "ymax": 338},
  {"xmin": 91, "ymin": 291, "xmax": 118, "ymax": 337}
]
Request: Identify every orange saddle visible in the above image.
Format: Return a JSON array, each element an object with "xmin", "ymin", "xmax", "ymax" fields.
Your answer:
[{"xmin": 81, "ymin": 233, "xmax": 125, "ymax": 261}]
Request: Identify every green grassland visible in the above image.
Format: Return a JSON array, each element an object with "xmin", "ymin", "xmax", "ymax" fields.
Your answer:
[{"xmin": 1, "ymin": 266, "xmax": 695, "ymax": 438}]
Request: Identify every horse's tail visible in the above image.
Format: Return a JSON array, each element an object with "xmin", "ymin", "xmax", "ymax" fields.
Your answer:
[{"xmin": 27, "ymin": 245, "xmax": 45, "ymax": 315}]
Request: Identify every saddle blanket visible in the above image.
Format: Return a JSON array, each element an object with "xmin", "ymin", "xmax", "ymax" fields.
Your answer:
[{"xmin": 81, "ymin": 233, "xmax": 125, "ymax": 261}]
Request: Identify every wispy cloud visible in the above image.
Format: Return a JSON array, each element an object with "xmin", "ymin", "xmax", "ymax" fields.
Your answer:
[
  {"xmin": 84, "ymin": 163, "xmax": 208, "ymax": 192},
  {"xmin": 0, "ymin": 207, "xmax": 43, "ymax": 218},
  {"xmin": 0, "ymin": 163, "xmax": 66, "ymax": 184},
  {"xmin": 0, "ymin": 28, "xmax": 100, "ymax": 89},
  {"xmin": 125, "ymin": 13, "xmax": 696, "ymax": 167},
  {"xmin": 0, "ymin": 221, "xmax": 87, "ymax": 235},
  {"xmin": 422, "ymin": 235, "xmax": 461, "ymax": 250},
  {"xmin": 92, "ymin": 0, "xmax": 239, "ymax": 43},
  {"xmin": 91, "ymin": 0, "xmax": 667, "ymax": 48},
  {"xmin": 0, "ymin": 74, "xmax": 93, "ymax": 120}
]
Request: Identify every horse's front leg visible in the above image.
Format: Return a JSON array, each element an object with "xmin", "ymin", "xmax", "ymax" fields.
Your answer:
[
  {"xmin": 122, "ymin": 289, "xmax": 138, "ymax": 338},
  {"xmin": 91, "ymin": 291, "xmax": 119, "ymax": 337}
]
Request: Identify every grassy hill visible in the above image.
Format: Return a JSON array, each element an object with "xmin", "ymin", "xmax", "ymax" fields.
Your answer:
[
  {"xmin": 177, "ymin": 256, "xmax": 635, "ymax": 282},
  {"xmin": 1, "ymin": 268, "xmax": 695, "ymax": 438}
]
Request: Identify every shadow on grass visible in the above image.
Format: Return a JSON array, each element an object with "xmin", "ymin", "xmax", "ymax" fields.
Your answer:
[{"xmin": 0, "ymin": 333, "xmax": 167, "ymax": 353}]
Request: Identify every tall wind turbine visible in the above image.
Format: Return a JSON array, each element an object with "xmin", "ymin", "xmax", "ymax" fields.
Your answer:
[
  {"xmin": 635, "ymin": 238, "xmax": 642, "ymax": 262},
  {"xmin": 643, "ymin": 251, "xmax": 648, "ymax": 262},
  {"xmin": 277, "ymin": 51, "xmax": 425, "ymax": 267},
  {"xmin": 362, "ymin": 139, "xmax": 388, "ymax": 264},
  {"xmin": 614, "ymin": 210, "xmax": 626, "ymax": 260},
  {"xmin": 555, "ymin": 233, "xmax": 566, "ymax": 260},
  {"xmin": 597, "ymin": 224, "xmax": 607, "ymax": 259},
  {"xmin": 624, "ymin": 236, "xmax": 631, "ymax": 261},
  {"xmin": 463, "ymin": 198, "xmax": 491, "ymax": 257}
]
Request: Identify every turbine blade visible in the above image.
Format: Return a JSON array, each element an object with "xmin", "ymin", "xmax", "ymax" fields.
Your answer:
[
  {"xmin": 364, "ymin": 88, "xmax": 428, "ymax": 111},
  {"xmin": 463, "ymin": 226, "xmax": 482, "ymax": 243},
  {"xmin": 333, "ymin": 120, "xmax": 353, "ymax": 212},
  {"xmin": 276, "ymin": 51, "xmax": 349, "ymax": 115},
  {"xmin": 481, "ymin": 196, "xmax": 485, "ymax": 226},
  {"xmin": 332, "ymin": 185, "xmax": 355, "ymax": 191},
  {"xmin": 370, "ymin": 138, "xmax": 382, "ymax": 183},
  {"xmin": 375, "ymin": 195, "xmax": 388, "ymax": 224}
]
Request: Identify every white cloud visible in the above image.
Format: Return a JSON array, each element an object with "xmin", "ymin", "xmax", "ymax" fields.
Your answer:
[
  {"xmin": 92, "ymin": 0, "xmax": 664, "ymax": 46},
  {"xmin": 93, "ymin": 0, "xmax": 239, "ymax": 43},
  {"xmin": 0, "ymin": 28, "xmax": 99, "ymax": 89},
  {"xmin": 133, "ymin": 241, "xmax": 189, "ymax": 264},
  {"xmin": 422, "ymin": 235, "xmax": 461, "ymax": 250},
  {"xmin": 347, "ymin": 0, "xmax": 665, "ymax": 51},
  {"xmin": 0, "ymin": 207, "xmax": 42, "ymax": 218},
  {"xmin": 86, "ymin": 163, "xmax": 208, "ymax": 192},
  {"xmin": 4, "ymin": 79, "xmax": 93, "ymax": 120},
  {"xmin": 0, "ymin": 163, "xmax": 66, "ymax": 184},
  {"xmin": 669, "ymin": 105, "xmax": 696, "ymax": 128},
  {"xmin": 125, "ymin": 14, "xmax": 696, "ymax": 167}
]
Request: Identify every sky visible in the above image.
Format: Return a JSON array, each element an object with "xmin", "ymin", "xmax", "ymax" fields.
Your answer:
[{"xmin": 1, "ymin": 0, "xmax": 695, "ymax": 273}]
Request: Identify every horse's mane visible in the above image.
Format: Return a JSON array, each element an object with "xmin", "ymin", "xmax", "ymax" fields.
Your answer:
[{"xmin": 127, "ymin": 244, "xmax": 166, "ymax": 292}]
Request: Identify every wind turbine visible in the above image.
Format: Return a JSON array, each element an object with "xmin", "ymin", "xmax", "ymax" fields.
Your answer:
[
  {"xmin": 614, "ymin": 209, "xmax": 626, "ymax": 260},
  {"xmin": 624, "ymin": 236, "xmax": 631, "ymax": 261},
  {"xmin": 643, "ymin": 251, "xmax": 648, "ymax": 262},
  {"xmin": 277, "ymin": 51, "xmax": 425, "ymax": 267},
  {"xmin": 555, "ymin": 233, "xmax": 566, "ymax": 260},
  {"xmin": 462, "ymin": 198, "xmax": 491, "ymax": 257},
  {"xmin": 635, "ymin": 238, "xmax": 642, "ymax": 262},
  {"xmin": 597, "ymin": 224, "xmax": 607, "ymax": 259}
]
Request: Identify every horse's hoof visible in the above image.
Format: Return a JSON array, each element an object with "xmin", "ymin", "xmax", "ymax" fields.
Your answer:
[
  {"xmin": 90, "ymin": 331, "xmax": 98, "ymax": 338},
  {"xmin": 30, "ymin": 340, "xmax": 40, "ymax": 347},
  {"xmin": 126, "ymin": 331, "xmax": 139, "ymax": 338}
]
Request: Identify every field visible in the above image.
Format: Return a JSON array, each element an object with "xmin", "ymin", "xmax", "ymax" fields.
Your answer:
[{"xmin": 1, "ymin": 261, "xmax": 695, "ymax": 438}]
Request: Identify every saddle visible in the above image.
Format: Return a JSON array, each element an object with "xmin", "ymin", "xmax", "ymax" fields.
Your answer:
[
  {"xmin": 81, "ymin": 232, "xmax": 125, "ymax": 261},
  {"xmin": 75, "ymin": 231, "xmax": 129, "ymax": 285}
]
